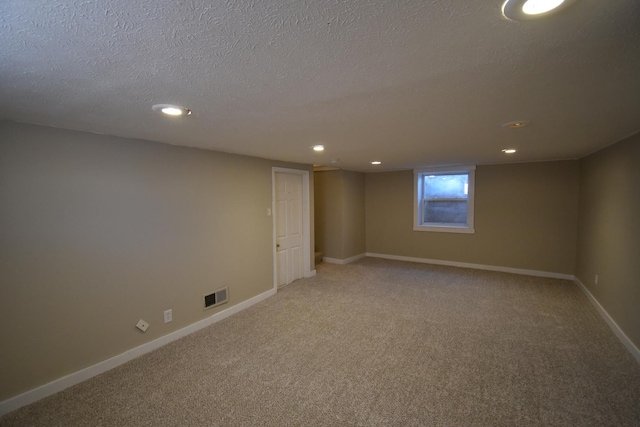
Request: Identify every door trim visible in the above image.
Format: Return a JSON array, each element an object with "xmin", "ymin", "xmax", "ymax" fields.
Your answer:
[{"xmin": 271, "ymin": 167, "xmax": 312, "ymax": 290}]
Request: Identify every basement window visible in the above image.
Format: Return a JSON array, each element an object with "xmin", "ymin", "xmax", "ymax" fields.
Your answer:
[{"xmin": 413, "ymin": 166, "xmax": 475, "ymax": 233}]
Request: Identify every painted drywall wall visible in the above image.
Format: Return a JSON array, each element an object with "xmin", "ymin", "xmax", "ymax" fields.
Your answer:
[
  {"xmin": 341, "ymin": 170, "xmax": 366, "ymax": 259},
  {"xmin": 366, "ymin": 161, "xmax": 579, "ymax": 274},
  {"xmin": 314, "ymin": 170, "xmax": 365, "ymax": 260},
  {"xmin": 576, "ymin": 133, "xmax": 640, "ymax": 350},
  {"xmin": 314, "ymin": 171, "xmax": 343, "ymax": 259},
  {"xmin": 0, "ymin": 121, "xmax": 312, "ymax": 401}
]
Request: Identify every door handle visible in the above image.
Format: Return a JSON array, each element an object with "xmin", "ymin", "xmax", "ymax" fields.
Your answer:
[{"xmin": 276, "ymin": 244, "xmax": 280, "ymax": 248}]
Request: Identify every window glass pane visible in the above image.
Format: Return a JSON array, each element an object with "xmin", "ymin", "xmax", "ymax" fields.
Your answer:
[
  {"xmin": 422, "ymin": 174, "xmax": 468, "ymax": 224},
  {"xmin": 423, "ymin": 200, "xmax": 468, "ymax": 224},
  {"xmin": 424, "ymin": 174, "xmax": 468, "ymax": 199}
]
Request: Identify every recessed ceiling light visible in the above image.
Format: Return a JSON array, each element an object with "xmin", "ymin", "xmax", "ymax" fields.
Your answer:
[
  {"xmin": 523, "ymin": 0, "xmax": 564, "ymax": 14},
  {"xmin": 152, "ymin": 104, "xmax": 192, "ymax": 116},
  {"xmin": 502, "ymin": 0, "xmax": 576, "ymax": 20},
  {"xmin": 312, "ymin": 145, "xmax": 325, "ymax": 152},
  {"xmin": 502, "ymin": 120, "xmax": 530, "ymax": 129},
  {"xmin": 162, "ymin": 107, "xmax": 184, "ymax": 116},
  {"xmin": 502, "ymin": 148, "xmax": 518, "ymax": 154},
  {"xmin": 371, "ymin": 161, "xmax": 382, "ymax": 165},
  {"xmin": 330, "ymin": 159, "xmax": 340, "ymax": 164}
]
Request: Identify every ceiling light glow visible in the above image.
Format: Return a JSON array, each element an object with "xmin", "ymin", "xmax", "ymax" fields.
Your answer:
[
  {"xmin": 152, "ymin": 104, "xmax": 191, "ymax": 116},
  {"xmin": 522, "ymin": 0, "xmax": 565, "ymax": 15},
  {"xmin": 371, "ymin": 161, "xmax": 382, "ymax": 165},
  {"xmin": 161, "ymin": 107, "xmax": 184, "ymax": 116},
  {"xmin": 312, "ymin": 145, "xmax": 325, "ymax": 152},
  {"xmin": 502, "ymin": 148, "xmax": 518, "ymax": 154}
]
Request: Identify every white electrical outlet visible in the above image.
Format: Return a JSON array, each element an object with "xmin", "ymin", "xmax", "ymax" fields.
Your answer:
[
  {"xmin": 136, "ymin": 319, "xmax": 149, "ymax": 332},
  {"xmin": 164, "ymin": 309, "xmax": 172, "ymax": 323},
  {"xmin": 595, "ymin": 274, "xmax": 599, "ymax": 285}
]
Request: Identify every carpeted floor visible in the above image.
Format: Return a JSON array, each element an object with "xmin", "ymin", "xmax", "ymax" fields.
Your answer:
[{"xmin": 2, "ymin": 258, "xmax": 640, "ymax": 426}]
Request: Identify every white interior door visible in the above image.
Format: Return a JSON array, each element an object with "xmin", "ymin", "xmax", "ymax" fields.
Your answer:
[{"xmin": 275, "ymin": 172, "xmax": 304, "ymax": 288}]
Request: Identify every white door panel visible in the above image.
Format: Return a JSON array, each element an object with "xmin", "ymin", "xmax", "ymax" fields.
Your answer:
[
  {"xmin": 289, "ymin": 200, "xmax": 301, "ymax": 236},
  {"xmin": 291, "ymin": 246, "xmax": 302, "ymax": 280},
  {"xmin": 275, "ymin": 200, "xmax": 287, "ymax": 239},
  {"xmin": 275, "ymin": 172, "xmax": 304, "ymax": 288},
  {"xmin": 277, "ymin": 251, "xmax": 287, "ymax": 287}
]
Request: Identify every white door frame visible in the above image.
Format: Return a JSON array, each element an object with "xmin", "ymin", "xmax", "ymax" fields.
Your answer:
[{"xmin": 272, "ymin": 167, "xmax": 313, "ymax": 290}]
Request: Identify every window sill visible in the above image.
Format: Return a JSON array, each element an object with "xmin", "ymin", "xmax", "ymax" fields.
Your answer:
[{"xmin": 413, "ymin": 225, "xmax": 475, "ymax": 234}]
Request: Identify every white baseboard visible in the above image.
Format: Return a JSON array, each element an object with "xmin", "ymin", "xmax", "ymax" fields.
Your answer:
[
  {"xmin": 323, "ymin": 253, "xmax": 366, "ymax": 265},
  {"xmin": 304, "ymin": 269, "xmax": 316, "ymax": 278},
  {"xmin": 0, "ymin": 288, "xmax": 277, "ymax": 417},
  {"xmin": 365, "ymin": 253, "xmax": 575, "ymax": 280},
  {"xmin": 574, "ymin": 278, "xmax": 640, "ymax": 364}
]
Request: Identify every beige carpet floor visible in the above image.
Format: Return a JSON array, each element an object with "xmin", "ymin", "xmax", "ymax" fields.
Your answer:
[{"xmin": 2, "ymin": 258, "xmax": 640, "ymax": 426}]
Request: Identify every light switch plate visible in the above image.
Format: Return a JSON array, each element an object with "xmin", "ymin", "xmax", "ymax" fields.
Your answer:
[{"xmin": 136, "ymin": 319, "xmax": 149, "ymax": 332}]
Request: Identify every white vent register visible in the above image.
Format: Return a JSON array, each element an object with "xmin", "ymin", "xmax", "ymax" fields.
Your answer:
[{"xmin": 204, "ymin": 287, "xmax": 228, "ymax": 310}]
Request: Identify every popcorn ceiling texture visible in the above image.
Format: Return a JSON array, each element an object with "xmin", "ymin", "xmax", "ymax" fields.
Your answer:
[{"xmin": 1, "ymin": 0, "xmax": 639, "ymax": 170}]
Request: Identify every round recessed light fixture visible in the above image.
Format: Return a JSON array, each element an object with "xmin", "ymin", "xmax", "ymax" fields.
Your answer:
[
  {"xmin": 502, "ymin": 0, "xmax": 576, "ymax": 21},
  {"xmin": 152, "ymin": 104, "xmax": 192, "ymax": 116},
  {"xmin": 502, "ymin": 148, "xmax": 518, "ymax": 154},
  {"xmin": 502, "ymin": 120, "xmax": 530, "ymax": 129},
  {"xmin": 312, "ymin": 145, "xmax": 325, "ymax": 152},
  {"xmin": 371, "ymin": 161, "xmax": 382, "ymax": 165}
]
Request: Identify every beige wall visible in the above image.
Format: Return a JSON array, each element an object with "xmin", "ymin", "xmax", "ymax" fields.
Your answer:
[
  {"xmin": 0, "ymin": 121, "xmax": 312, "ymax": 401},
  {"xmin": 366, "ymin": 161, "xmax": 579, "ymax": 274},
  {"xmin": 576, "ymin": 134, "xmax": 640, "ymax": 349},
  {"xmin": 314, "ymin": 171, "xmax": 343, "ymax": 259},
  {"xmin": 341, "ymin": 171, "xmax": 366, "ymax": 259},
  {"xmin": 314, "ymin": 170, "xmax": 365, "ymax": 260}
]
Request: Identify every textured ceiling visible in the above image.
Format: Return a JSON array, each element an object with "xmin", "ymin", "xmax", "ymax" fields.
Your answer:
[{"xmin": 1, "ymin": 0, "xmax": 639, "ymax": 171}]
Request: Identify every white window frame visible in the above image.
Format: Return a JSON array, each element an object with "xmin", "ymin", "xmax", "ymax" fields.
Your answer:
[{"xmin": 413, "ymin": 165, "xmax": 476, "ymax": 234}]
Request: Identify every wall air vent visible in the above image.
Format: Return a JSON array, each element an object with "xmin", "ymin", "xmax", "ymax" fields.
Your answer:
[{"xmin": 204, "ymin": 287, "xmax": 228, "ymax": 310}]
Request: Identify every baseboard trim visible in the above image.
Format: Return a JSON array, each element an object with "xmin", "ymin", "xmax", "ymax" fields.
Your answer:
[
  {"xmin": 304, "ymin": 269, "xmax": 317, "ymax": 278},
  {"xmin": 323, "ymin": 253, "xmax": 366, "ymax": 265},
  {"xmin": 365, "ymin": 253, "xmax": 574, "ymax": 280},
  {"xmin": 0, "ymin": 288, "xmax": 277, "ymax": 417},
  {"xmin": 574, "ymin": 278, "xmax": 640, "ymax": 364}
]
